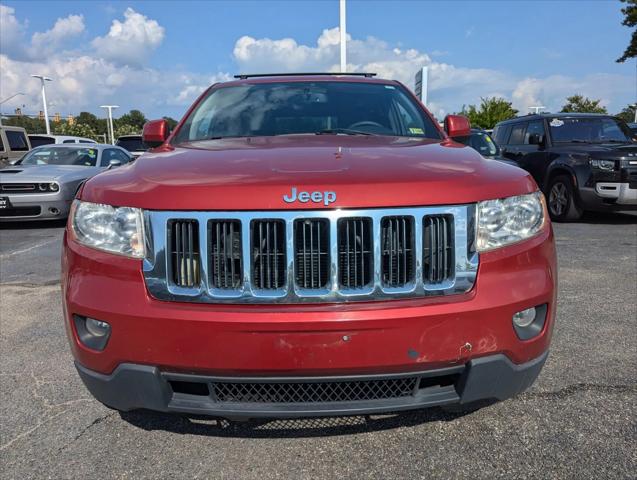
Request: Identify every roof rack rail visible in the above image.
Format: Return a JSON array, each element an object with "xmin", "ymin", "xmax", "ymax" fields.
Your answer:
[{"xmin": 233, "ymin": 72, "xmax": 377, "ymax": 79}]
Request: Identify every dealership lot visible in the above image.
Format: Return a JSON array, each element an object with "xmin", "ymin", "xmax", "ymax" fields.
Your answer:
[{"xmin": 1, "ymin": 215, "xmax": 635, "ymax": 479}]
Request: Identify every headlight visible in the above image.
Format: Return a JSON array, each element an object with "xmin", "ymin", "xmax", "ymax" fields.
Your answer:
[
  {"xmin": 70, "ymin": 200, "xmax": 145, "ymax": 258},
  {"xmin": 476, "ymin": 192, "xmax": 545, "ymax": 251},
  {"xmin": 38, "ymin": 182, "xmax": 59, "ymax": 192},
  {"xmin": 589, "ymin": 159, "xmax": 615, "ymax": 171}
]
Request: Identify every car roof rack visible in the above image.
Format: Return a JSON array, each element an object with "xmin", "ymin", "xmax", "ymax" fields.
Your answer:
[{"xmin": 233, "ymin": 72, "xmax": 377, "ymax": 79}]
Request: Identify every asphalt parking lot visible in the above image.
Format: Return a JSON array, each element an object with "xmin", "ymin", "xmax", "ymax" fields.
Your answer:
[{"xmin": 1, "ymin": 214, "xmax": 636, "ymax": 479}]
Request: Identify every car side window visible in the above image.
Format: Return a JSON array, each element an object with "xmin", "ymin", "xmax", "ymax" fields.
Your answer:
[
  {"xmin": 524, "ymin": 121, "xmax": 545, "ymax": 144},
  {"xmin": 0, "ymin": 134, "xmax": 4, "ymax": 152},
  {"xmin": 102, "ymin": 148, "xmax": 130, "ymax": 166},
  {"xmin": 509, "ymin": 123, "xmax": 527, "ymax": 145},
  {"xmin": 494, "ymin": 125, "xmax": 512, "ymax": 145},
  {"xmin": 63, "ymin": 139, "xmax": 76, "ymax": 144},
  {"xmin": 5, "ymin": 131, "xmax": 29, "ymax": 151}
]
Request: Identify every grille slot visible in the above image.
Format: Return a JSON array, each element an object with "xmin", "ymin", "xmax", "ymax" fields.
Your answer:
[
  {"xmin": 0, "ymin": 183, "xmax": 37, "ymax": 192},
  {"xmin": 295, "ymin": 219, "xmax": 330, "ymax": 289},
  {"xmin": 169, "ymin": 219, "xmax": 200, "ymax": 288},
  {"xmin": 381, "ymin": 216, "xmax": 415, "ymax": 287},
  {"xmin": 423, "ymin": 215, "xmax": 454, "ymax": 284},
  {"xmin": 212, "ymin": 377, "xmax": 419, "ymax": 403},
  {"xmin": 338, "ymin": 217, "xmax": 373, "ymax": 289},
  {"xmin": 209, "ymin": 220, "xmax": 242, "ymax": 289},
  {"xmin": 251, "ymin": 219, "xmax": 286, "ymax": 290}
]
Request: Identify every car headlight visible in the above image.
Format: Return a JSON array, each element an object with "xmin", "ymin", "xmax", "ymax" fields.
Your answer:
[
  {"xmin": 70, "ymin": 200, "xmax": 145, "ymax": 258},
  {"xmin": 38, "ymin": 182, "xmax": 59, "ymax": 192},
  {"xmin": 476, "ymin": 191, "xmax": 546, "ymax": 251},
  {"xmin": 589, "ymin": 159, "xmax": 615, "ymax": 171}
]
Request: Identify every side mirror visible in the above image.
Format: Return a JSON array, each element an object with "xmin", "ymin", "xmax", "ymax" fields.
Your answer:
[
  {"xmin": 142, "ymin": 119, "xmax": 170, "ymax": 148},
  {"xmin": 108, "ymin": 159, "xmax": 122, "ymax": 168},
  {"xmin": 444, "ymin": 115, "xmax": 471, "ymax": 138},
  {"xmin": 528, "ymin": 133, "xmax": 544, "ymax": 146}
]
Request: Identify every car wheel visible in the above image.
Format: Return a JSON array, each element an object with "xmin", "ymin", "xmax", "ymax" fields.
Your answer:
[{"xmin": 547, "ymin": 174, "xmax": 583, "ymax": 222}]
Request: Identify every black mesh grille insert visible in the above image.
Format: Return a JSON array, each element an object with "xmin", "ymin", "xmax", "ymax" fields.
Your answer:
[
  {"xmin": 169, "ymin": 219, "xmax": 200, "ymax": 288},
  {"xmin": 0, "ymin": 183, "xmax": 37, "ymax": 192},
  {"xmin": 338, "ymin": 217, "xmax": 373, "ymax": 289},
  {"xmin": 212, "ymin": 377, "xmax": 419, "ymax": 403},
  {"xmin": 209, "ymin": 220, "xmax": 242, "ymax": 289},
  {"xmin": 381, "ymin": 216, "xmax": 415, "ymax": 287},
  {"xmin": 251, "ymin": 219, "xmax": 286, "ymax": 289},
  {"xmin": 295, "ymin": 219, "xmax": 330, "ymax": 289},
  {"xmin": 423, "ymin": 215, "xmax": 454, "ymax": 284}
]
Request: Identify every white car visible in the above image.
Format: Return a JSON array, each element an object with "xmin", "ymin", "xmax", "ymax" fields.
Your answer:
[{"xmin": 28, "ymin": 134, "xmax": 97, "ymax": 148}]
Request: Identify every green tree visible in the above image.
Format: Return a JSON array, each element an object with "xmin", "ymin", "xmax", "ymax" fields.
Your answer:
[
  {"xmin": 464, "ymin": 97, "xmax": 518, "ymax": 129},
  {"xmin": 116, "ymin": 109, "xmax": 146, "ymax": 131},
  {"xmin": 53, "ymin": 121, "xmax": 99, "ymax": 141},
  {"xmin": 114, "ymin": 123, "xmax": 139, "ymax": 138},
  {"xmin": 3, "ymin": 116, "xmax": 46, "ymax": 133},
  {"xmin": 617, "ymin": 0, "xmax": 637, "ymax": 62},
  {"xmin": 560, "ymin": 95, "xmax": 607, "ymax": 114},
  {"xmin": 615, "ymin": 105, "xmax": 637, "ymax": 123}
]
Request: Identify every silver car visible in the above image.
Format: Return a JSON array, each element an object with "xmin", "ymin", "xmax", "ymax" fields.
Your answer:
[{"xmin": 0, "ymin": 144, "xmax": 133, "ymax": 222}]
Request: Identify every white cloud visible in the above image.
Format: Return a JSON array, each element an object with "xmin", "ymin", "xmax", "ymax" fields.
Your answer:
[
  {"xmin": 0, "ymin": 4, "xmax": 28, "ymax": 58},
  {"xmin": 91, "ymin": 8, "xmax": 164, "ymax": 67},
  {"xmin": 30, "ymin": 14, "xmax": 85, "ymax": 58}
]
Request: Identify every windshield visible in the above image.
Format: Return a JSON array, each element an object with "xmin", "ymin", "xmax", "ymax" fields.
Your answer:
[
  {"xmin": 457, "ymin": 131, "xmax": 499, "ymax": 156},
  {"xmin": 19, "ymin": 147, "xmax": 99, "ymax": 166},
  {"xmin": 549, "ymin": 117, "xmax": 633, "ymax": 144},
  {"xmin": 116, "ymin": 137, "xmax": 145, "ymax": 152},
  {"xmin": 173, "ymin": 81, "xmax": 441, "ymax": 143}
]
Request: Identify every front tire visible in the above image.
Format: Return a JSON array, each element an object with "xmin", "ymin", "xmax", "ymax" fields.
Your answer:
[{"xmin": 546, "ymin": 174, "xmax": 583, "ymax": 222}]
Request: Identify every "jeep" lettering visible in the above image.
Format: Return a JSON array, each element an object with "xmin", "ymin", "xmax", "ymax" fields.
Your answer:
[{"xmin": 283, "ymin": 187, "xmax": 336, "ymax": 206}]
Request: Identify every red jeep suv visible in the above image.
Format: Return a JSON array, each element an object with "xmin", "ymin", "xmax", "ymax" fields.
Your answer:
[{"xmin": 62, "ymin": 74, "xmax": 556, "ymax": 419}]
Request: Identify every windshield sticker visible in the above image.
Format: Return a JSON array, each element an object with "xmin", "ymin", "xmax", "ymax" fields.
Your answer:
[
  {"xmin": 550, "ymin": 119, "xmax": 564, "ymax": 127},
  {"xmin": 409, "ymin": 127, "xmax": 424, "ymax": 135},
  {"xmin": 384, "ymin": 85, "xmax": 396, "ymax": 90}
]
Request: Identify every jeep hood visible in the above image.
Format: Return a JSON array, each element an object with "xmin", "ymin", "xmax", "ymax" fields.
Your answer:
[{"xmin": 82, "ymin": 136, "xmax": 537, "ymax": 210}]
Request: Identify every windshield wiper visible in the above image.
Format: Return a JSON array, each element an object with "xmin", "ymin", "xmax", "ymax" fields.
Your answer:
[{"xmin": 315, "ymin": 128, "xmax": 375, "ymax": 136}]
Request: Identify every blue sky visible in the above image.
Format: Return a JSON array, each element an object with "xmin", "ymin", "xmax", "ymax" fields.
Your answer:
[{"xmin": 1, "ymin": 1, "xmax": 634, "ymax": 120}]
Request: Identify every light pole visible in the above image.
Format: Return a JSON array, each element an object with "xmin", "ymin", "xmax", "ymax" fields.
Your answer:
[
  {"xmin": 339, "ymin": 0, "xmax": 347, "ymax": 72},
  {"xmin": 528, "ymin": 106, "xmax": 546, "ymax": 114},
  {"xmin": 0, "ymin": 92, "xmax": 25, "ymax": 127},
  {"xmin": 31, "ymin": 75, "xmax": 52, "ymax": 134},
  {"xmin": 100, "ymin": 105, "xmax": 119, "ymax": 144}
]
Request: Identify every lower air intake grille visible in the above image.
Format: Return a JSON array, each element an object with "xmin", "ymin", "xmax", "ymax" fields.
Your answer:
[
  {"xmin": 423, "ymin": 215, "xmax": 454, "ymax": 284},
  {"xmin": 169, "ymin": 220, "xmax": 200, "ymax": 288},
  {"xmin": 251, "ymin": 219, "xmax": 286, "ymax": 289},
  {"xmin": 209, "ymin": 220, "xmax": 242, "ymax": 289},
  {"xmin": 338, "ymin": 217, "xmax": 373, "ymax": 289},
  {"xmin": 295, "ymin": 219, "xmax": 330, "ymax": 289},
  {"xmin": 212, "ymin": 377, "xmax": 419, "ymax": 403},
  {"xmin": 381, "ymin": 216, "xmax": 414, "ymax": 287}
]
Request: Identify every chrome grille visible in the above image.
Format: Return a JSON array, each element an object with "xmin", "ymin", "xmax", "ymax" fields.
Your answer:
[
  {"xmin": 338, "ymin": 217, "xmax": 373, "ymax": 289},
  {"xmin": 381, "ymin": 216, "xmax": 414, "ymax": 288},
  {"xmin": 144, "ymin": 205, "xmax": 478, "ymax": 304},
  {"xmin": 209, "ymin": 220, "xmax": 242, "ymax": 289},
  {"xmin": 251, "ymin": 219, "xmax": 286, "ymax": 290},
  {"xmin": 423, "ymin": 215, "xmax": 454, "ymax": 284},
  {"xmin": 169, "ymin": 220, "xmax": 200, "ymax": 288},
  {"xmin": 295, "ymin": 219, "xmax": 329, "ymax": 289}
]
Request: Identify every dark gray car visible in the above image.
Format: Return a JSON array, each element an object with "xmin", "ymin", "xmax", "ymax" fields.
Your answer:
[{"xmin": 0, "ymin": 144, "xmax": 132, "ymax": 221}]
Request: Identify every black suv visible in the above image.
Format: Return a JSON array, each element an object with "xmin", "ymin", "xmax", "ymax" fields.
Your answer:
[{"xmin": 493, "ymin": 113, "xmax": 637, "ymax": 221}]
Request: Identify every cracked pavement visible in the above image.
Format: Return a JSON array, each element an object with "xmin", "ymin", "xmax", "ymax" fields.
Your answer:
[{"xmin": 1, "ymin": 213, "xmax": 636, "ymax": 479}]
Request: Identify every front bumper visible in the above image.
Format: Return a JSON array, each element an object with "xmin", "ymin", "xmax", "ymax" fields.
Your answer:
[
  {"xmin": 595, "ymin": 182, "xmax": 637, "ymax": 205},
  {"xmin": 75, "ymin": 351, "xmax": 548, "ymax": 418},
  {"xmin": 63, "ymin": 225, "xmax": 557, "ymax": 416},
  {"xmin": 0, "ymin": 193, "xmax": 71, "ymax": 221}
]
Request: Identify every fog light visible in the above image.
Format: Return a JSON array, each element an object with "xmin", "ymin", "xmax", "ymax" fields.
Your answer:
[
  {"xmin": 513, "ymin": 307, "xmax": 536, "ymax": 328},
  {"xmin": 85, "ymin": 318, "xmax": 110, "ymax": 337},
  {"xmin": 73, "ymin": 315, "xmax": 111, "ymax": 350}
]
